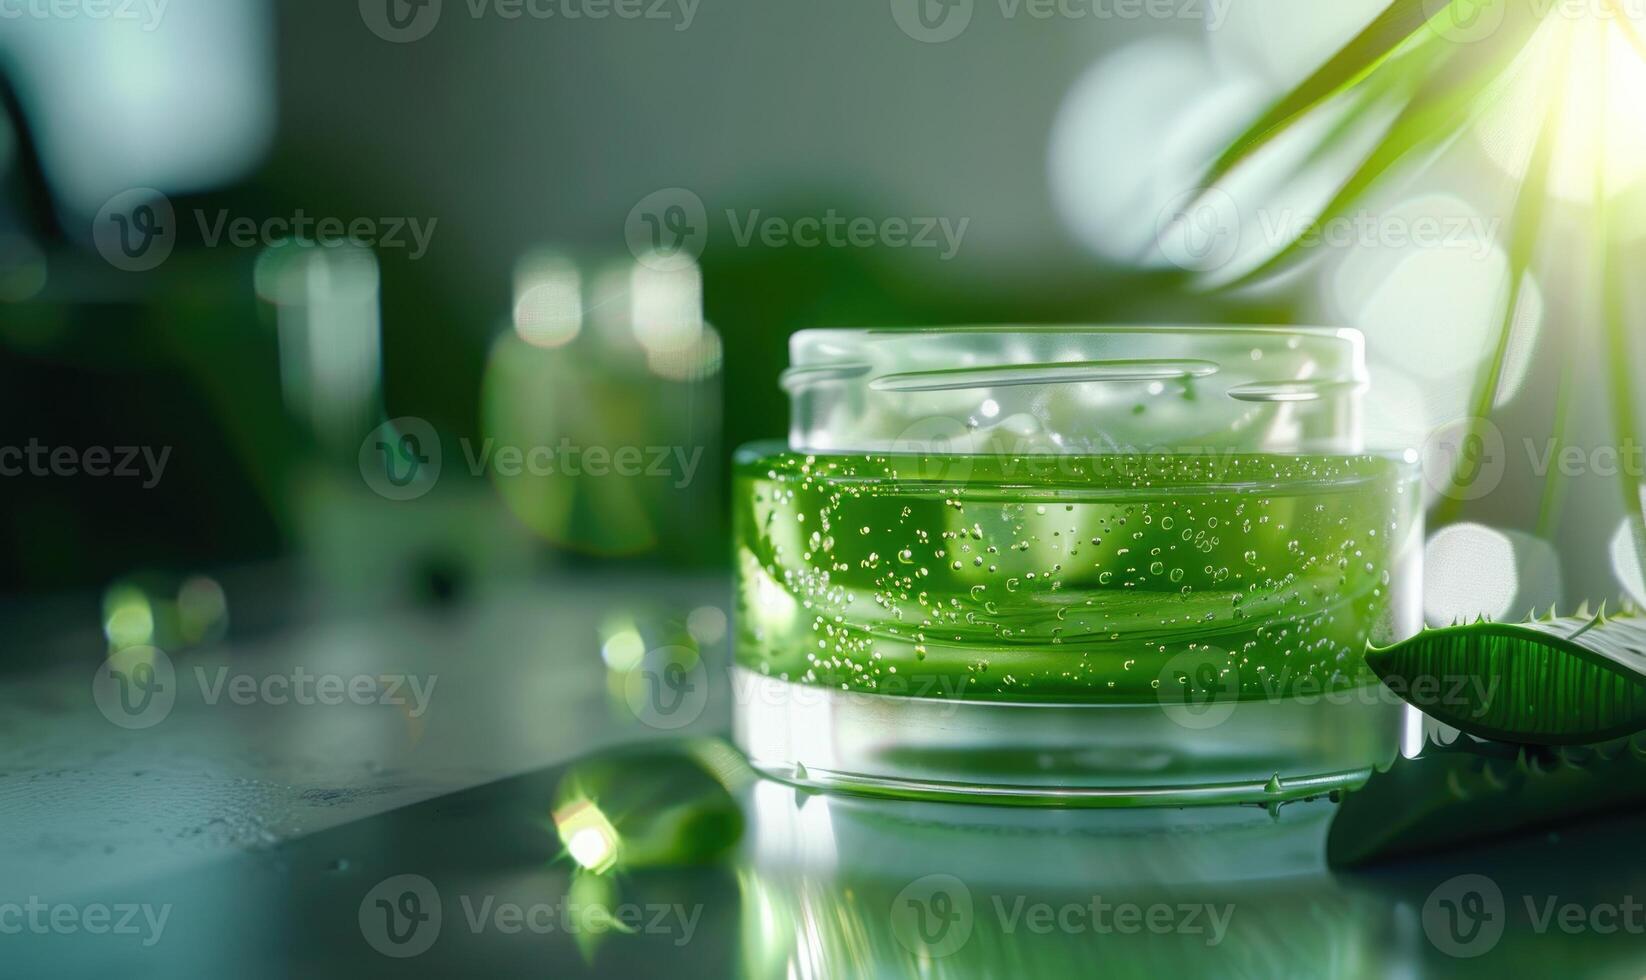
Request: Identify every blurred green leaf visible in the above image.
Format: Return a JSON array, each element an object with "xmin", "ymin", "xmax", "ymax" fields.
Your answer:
[
  {"xmin": 1434, "ymin": 41, "xmax": 1561, "ymax": 524},
  {"xmin": 1204, "ymin": 0, "xmax": 1454, "ymax": 185},
  {"xmin": 1224, "ymin": 4, "xmax": 1547, "ymax": 285}
]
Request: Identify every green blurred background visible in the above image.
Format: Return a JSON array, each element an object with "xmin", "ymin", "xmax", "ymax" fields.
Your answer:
[
  {"xmin": 0, "ymin": 0, "xmax": 1243, "ymax": 607},
  {"xmin": 2, "ymin": 0, "xmax": 1641, "ymax": 631}
]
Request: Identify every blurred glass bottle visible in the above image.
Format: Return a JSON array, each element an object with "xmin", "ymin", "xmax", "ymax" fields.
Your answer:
[
  {"xmin": 255, "ymin": 239, "xmax": 535, "ymax": 608},
  {"xmin": 481, "ymin": 248, "xmax": 723, "ymax": 565}
]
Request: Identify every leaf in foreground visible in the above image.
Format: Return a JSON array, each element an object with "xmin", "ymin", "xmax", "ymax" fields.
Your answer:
[
  {"xmin": 1328, "ymin": 735, "xmax": 1646, "ymax": 867},
  {"xmin": 1366, "ymin": 609, "xmax": 1646, "ymax": 745}
]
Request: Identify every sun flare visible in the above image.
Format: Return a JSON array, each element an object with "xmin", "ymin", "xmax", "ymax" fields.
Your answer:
[{"xmin": 1480, "ymin": 8, "xmax": 1646, "ymax": 202}]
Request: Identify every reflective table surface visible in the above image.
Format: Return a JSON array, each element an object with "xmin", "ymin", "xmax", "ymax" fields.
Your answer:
[{"xmin": 5, "ymin": 575, "xmax": 1644, "ymax": 978}]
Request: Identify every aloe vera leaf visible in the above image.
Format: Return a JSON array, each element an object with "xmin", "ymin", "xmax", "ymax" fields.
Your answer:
[
  {"xmin": 1595, "ymin": 49, "xmax": 1646, "ymax": 611},
  {"xmin": 1535, "ymin": 341, "xmax": 1577, "ymax": 537},
  {"xmin": 1204, "ymin": 0, "xmax": 1452, "ymax": 185},
  {"xmin": 1328, "ymin": 734, "xmax": 1646, "ymax": 867},
  {"xmin": 1432, "ymin": 39, "xmax": 1564, "ymax": 525},
  {"xmin": 1221, "ymin": 6, "xmax": 1547, "ymax": 286},
  {"xmin": 1281, "ymin": 40, "xmax": 1437, "ymax": 176},
  {"xmin": 1222, "ymin": 45, "xmax": 1430, "ymax": 246},
  {"xmin": 1365, "ymin": 611, "xmax": 1646, "ymax": 745}
]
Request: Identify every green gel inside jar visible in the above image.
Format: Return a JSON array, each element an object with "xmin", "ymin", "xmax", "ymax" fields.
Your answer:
[{"xmin": 736, "ymin": 449, "xmax": 1414, "ymax": 703}]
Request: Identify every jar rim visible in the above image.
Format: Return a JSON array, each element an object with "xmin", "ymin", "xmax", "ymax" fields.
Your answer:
[
  {"xmin": 784, "ymin": 324, "xmax": 1369, "ymax": 455},
  {"xmin": 788, "ymin": 325, "xmax": 1365, "ymax": 377},
  {"xmin": 793, "ymin": 323, "xmax": 1362, "ymax": 338}
]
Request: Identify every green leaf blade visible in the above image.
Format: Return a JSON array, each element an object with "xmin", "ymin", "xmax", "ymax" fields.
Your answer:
[
  {"xmin": 1367, "ymin": 615, "xmax": 1646, "ymax": 745},
  {"xmin": 1204, "ymin": 0, "xmax": 1451, "ymax": 184},
  {"xmin": 1186, "ymin": 0, "xmax": 1556, "ymax": 290}
]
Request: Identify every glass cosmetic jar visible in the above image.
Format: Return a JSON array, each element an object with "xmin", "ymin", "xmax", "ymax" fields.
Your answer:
[{"xmin": 733, "ymin": 327, "xmax": 1422, "ymax": 807}]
